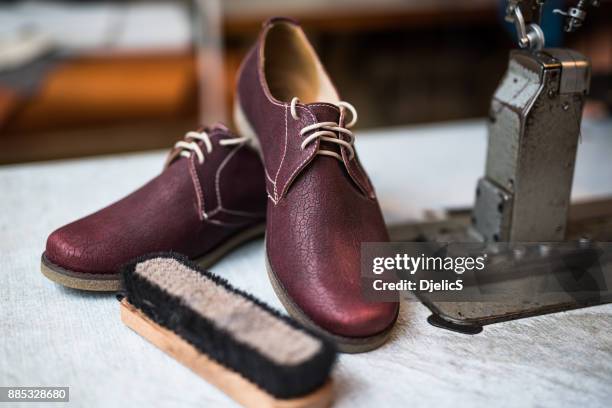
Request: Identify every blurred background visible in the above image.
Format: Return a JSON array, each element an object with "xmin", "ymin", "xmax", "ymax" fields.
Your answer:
[{"xmin": 0, "ymin": 0, "xmax": 610, "ymax": 164}]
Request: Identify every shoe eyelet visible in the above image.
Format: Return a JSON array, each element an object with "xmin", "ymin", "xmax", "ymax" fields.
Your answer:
[{"xmin": 290, "ymin": 97, "xmax": 300, "ymax": 120}]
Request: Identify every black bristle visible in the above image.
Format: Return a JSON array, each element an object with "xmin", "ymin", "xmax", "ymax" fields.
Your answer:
[{"xmin": 120, "ymin": 252, "xmax": 336, "ymax": 399}]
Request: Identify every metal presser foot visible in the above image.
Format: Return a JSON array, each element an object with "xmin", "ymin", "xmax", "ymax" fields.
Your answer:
[{"xmin": 391, "ymin": 0, "xmax": 612, "ymax": 334}]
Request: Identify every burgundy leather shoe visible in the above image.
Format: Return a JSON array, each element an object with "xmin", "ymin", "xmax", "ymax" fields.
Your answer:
[
  {"xmin": 42, "ymin": 123, "xmax": 266, "ymax": 291},
  {"xmin": 234, "ymin": 18, "xmax": 398, "ymax": 352}
]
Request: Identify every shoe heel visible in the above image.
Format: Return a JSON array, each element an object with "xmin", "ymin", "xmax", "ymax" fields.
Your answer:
[{"xmin": 233, "ymin": 99, "xmax": 262, "ymax": 156}]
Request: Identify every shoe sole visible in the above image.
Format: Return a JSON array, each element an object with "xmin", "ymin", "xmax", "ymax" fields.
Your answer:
[{"xmin": 40, "ymin": 222, "xmax": 266, "ymax": 292}]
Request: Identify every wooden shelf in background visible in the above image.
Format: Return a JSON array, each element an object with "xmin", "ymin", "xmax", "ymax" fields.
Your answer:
[{"xmin": 0, "ymin": 52, "xmax": 198, "ymax": 164}]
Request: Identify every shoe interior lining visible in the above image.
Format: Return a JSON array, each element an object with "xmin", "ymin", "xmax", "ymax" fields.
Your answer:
[{"xmin": 263, "ymin": 22, "xmax": 339, "ymax": 105}]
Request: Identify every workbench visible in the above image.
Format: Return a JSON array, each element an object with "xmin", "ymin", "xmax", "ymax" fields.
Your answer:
[{"xmin": 1, "ymin": 119, "xmax": 611, "ymax": 407}]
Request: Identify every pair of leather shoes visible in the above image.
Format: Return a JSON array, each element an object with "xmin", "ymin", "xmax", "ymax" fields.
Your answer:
[{"xmin": 42, "ymin": 18, "xmax": 398, "ymax": 352}]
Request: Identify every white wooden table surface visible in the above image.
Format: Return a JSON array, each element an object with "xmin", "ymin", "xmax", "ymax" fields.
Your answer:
[{"xmin": 1, "ymin": 119, "xmax": 611, "ymax": 408}]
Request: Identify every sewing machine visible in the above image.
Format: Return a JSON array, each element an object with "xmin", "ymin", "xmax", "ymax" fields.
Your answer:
[{"xmin": 391, "ymin": 0, "xmax": 612, "ymax": 334}]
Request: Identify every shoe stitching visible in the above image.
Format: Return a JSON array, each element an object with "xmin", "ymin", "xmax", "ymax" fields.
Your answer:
[
  {"xmin": 307, "ymin": 103, "xmax": 340, "ymax": 110},
  {"xmin": 252, "ymin": 44, "xmax": 320, "ymax": 204},
  {"xmin": 347, "ymin": 153, "xmax": 375, "ymax": 198},
  {"xmin": 254, "ymin": 34, "xmax": 311, "ymax": 202},
  {"xmin": 202, "ymin": 143, "xmax": 266, "ymax": 221},
  {"xmin": 238, "ymin": 50, "xmax": 277, "ymax": 198},
  {"xmin": 256, "ymin": 37, "xmax": 285, "ymax": 109},
  {"xmin": 207, "ymin": 207, "xmax": 222, "ymax": 216},
  {"xmin": 292, "ymin": 99, "xmax": 356, "ymax": 161},
  {"xmin": 264, "ymin": 167, "xmax": 276, "ymax": 200},
  {"xmin": 179, "ymin": 131, "xmax": 250, "ymax": 220},
  {"xmin": 188, "ymin": 155, "xmax": 206, "ymax": 220},
  {"xmin": 276, "ymin": 106, "xmax": 317, "ymax": 202},
  {"xmin": 206, "ymin": 206, "xmax": 264, "ymax": 220},
  {"xmin": 214, "ymin": 143, "xmax": 241, "ymax": 210},
  {"xmin": 273, "ymin": 104, "xmax": 288, "ymax": 201},
  {"xmin": 291, "ymin": 100, "xmax": 371, "ymax": 198},
  {"xmin": 251, "ymin": 28, "xmax": 372, "ymax": 203},
  {"xmin": 220, "ymin": 208, "xmax": 265, "ymax": 218},
  {"xmin": 268, "ymin": 103, "xmax": 312, "ymax": 204},
  {"xmin": 257, "ymin": 75, "xmax": 284, "ymax": 107},
  {"xmin": 203, "ymin": 217, "xmax": 254, "ymax": 228},
  {"xmin": 265, "ymin": 168, "xmax": 276, "ymax": 184}
]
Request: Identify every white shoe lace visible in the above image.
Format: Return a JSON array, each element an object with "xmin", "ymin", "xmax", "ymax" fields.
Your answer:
[
  {"xmin": 165, "ymin": 130, "xmax": 248, "ymax": 167},
  {"xmin": 290, "ymin": 97, "xmax": 358, "ymax": 162}
]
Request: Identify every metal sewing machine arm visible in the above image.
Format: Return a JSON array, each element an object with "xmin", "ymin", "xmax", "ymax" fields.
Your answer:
[
  {"xmin": 471, "ymin": 0, "xmax": 597, "ymax": 242},
  {"xmin": 505, "ymin": 0, "xmax": 546, "ymax": 50},
  {"xmin": 506, "ymin": 0, "xmax": 599, "ymax": 45}
]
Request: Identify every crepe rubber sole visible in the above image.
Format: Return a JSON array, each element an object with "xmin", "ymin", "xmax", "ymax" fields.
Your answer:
[{"xmin": 40, "ymin": 222, "xmax": 266, "ymax": 292}]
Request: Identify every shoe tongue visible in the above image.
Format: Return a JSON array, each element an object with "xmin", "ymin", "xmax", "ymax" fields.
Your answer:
[{"xmin": 305, "ymin": 102, "xmax": 340, "ymax": 124}]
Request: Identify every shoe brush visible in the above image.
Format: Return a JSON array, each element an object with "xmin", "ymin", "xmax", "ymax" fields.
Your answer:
[{"xmin": 118, "ymin": 253, "xmax": 336, "ymax": 408}]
